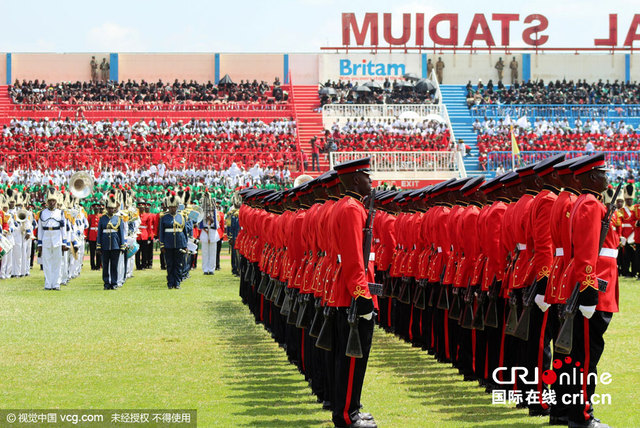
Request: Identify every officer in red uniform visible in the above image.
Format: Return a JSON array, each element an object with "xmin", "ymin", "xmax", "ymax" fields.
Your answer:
[
  {"xmin": 556, "ymin": 153, "xmax": 619, "ymax": 428},
  {"xmin": 330, "ymin": 157, "xmax": 377, "ymax": 428},
  {"xmin": 617, "ymin": 183, "xmax": 637, "ymax": 277},
  {"xmin": 546, "ymin": 156, "xmax": 584, "ymax": 424},
  {"xmin": 136, "ymin": 200, "xmax": 153, "ymax": 270},
  {"xmin": 87, "ymin": 202, "xmax": 102, "ymax": 270}
]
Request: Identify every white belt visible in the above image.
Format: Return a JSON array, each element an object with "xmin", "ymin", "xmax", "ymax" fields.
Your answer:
[
  {"xmin": 90, "ymin": 227, "xmax": 98, "ymax": 230},
  {"xmin": 555, "ymin": 248, "xmax": 564, "ymax": 256},
  {"xmin": 103, "ymin": 229, "xmax": 117, "ymax": 233},
  {"xmin": 437, "ymin": 247, "xmax": 442, "ymax": 253},
  {"xmin": 139, "ymin": 225, "xmax": 147, "ymax": 228},
  {"xmin": 337, "ymin": 254, "xmax": 342, "ymax": 263},
  {"xmin": 599, "ymin": 248, "xmax": 618, "ymax": 258},
  {"xmin": 369, "ymin": 252, "xmax": 375, "ymax": 262},
  {"xmin": 517, "ymin": 243, "xmax": 527, "ymax": 251},
  {"xmin": 622, "ymin": 224, "xmax": 632, "ymax": 228},
  {"xmin": 374, "ymin": 239, "xmax": 380, "ymax": 243},
  {"xmin": 164, "ymin": 228, "xmax": 182, "ymax": 232}
]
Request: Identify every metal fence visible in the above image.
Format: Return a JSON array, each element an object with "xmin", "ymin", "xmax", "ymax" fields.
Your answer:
[
  {"xmin": 487, "ymin": 150, "xmax": 640, "ymax": 171},
  {"xmin": 322, "ymin": 103, "xmax": 445, "ymax": 120},
  {"xmin": 470, "ymin": 104, "xmax": 640, "ymax": 120},
  {"xmin": 330, "ymin": 151, "xmax": 460, "ymax": 173}
]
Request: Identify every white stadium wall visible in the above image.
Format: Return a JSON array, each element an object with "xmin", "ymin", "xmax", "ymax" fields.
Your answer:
[
  {"xmin": 0, "ymin": 52, "xmax": 636, "ymax": 85},
  {"xmin": 219, "ymin": 54, "xmax": 283, "ymax": 83},
  {"xmin": 290, "ymin": 53, "xmax": 319, "ymax": 85},
  {"xmin": 530, "ymin": 54, "xmax": 626, "ymax": 82},
  {"xmin": 0, "ymin": 54, "xmax": 6, "ymax": 84},
  {"xmin": 10, "ymin": 53, "xmax": 110, "ymax": 82},
  {"xmin": 118, "ymin": 54, "xmax": 215, "ymax": 82}
]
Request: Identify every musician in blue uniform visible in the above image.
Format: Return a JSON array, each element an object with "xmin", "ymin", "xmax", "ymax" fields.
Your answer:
[
  {"xmin": 159, "ymin": 192, "xmax": 188, "ymax": 289},
  {"xmin": 96, "ymin": 194, "xmax": 126, "ymax": 290}
]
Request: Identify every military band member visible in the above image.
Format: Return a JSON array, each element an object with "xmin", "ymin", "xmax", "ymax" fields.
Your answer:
[
  {"xmin": 159, "ymin": 192, "xmax": 188, "ymax": 289},
  {"xmin": 87, "ymin": 202, "xmax": 102, "ymax": 270},
  {"xmin": 199, "ymin": 206, "xmax": 219, "ymax": 275},
  {"xmin": 97, "ymin": 194, "xmax": 126, "ymax": 290},
  {"xmin": 37, "ymin": 188, "xmax": 69, "ymax": 290}
]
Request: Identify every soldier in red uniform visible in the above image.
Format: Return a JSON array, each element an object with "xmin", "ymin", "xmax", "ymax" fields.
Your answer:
[
  {"xmin": 520, "ymin": 154, "xmax": 566, "ymax": 416},
  {"xmin": 330, "ymin": 157, "xmax": 377, "ymax": 428},
  {"xmin": 87, "ymin": 202, "xmax": 103, "ymax": 271},
  {"xmin": 546, "ymin": 156, "xmax": 584, "ymax": 424},
  {"xmin": 556, "ymin": 153, "xmax": 619, "ymax": 428},
  {"xmin": 617, "ymin": 183, "xmax": 637, "ymax": 277},
  {"xmin": 136, "ymin": 200, "xmax": 154, "ymax": 270}
]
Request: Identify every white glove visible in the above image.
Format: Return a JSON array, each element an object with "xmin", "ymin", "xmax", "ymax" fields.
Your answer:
[
  {"xmin": 534, "ymin": 294, "xmax": 550, "ymax": 312},
  {"xmin": 579, "ymin": 305, "xmax": 596, "ymax": 319},
  {"xmin": 360, "ymin": 312, "xmax": 373, "ymax": 320},
  {"xmin": 621, "ymin": 236, "xmax": 627, "ymax": 246}
]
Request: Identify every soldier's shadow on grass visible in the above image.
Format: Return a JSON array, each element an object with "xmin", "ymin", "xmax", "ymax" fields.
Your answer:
[
  {"xmin": 207, "ymin": 300, "xmax": 329, "ymax": 427},
  {"xmin": 370, "ymin": 327, "xmax": 544, "ymax": 426}
]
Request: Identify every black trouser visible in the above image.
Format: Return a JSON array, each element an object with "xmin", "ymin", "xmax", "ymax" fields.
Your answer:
[
  {"xmin": 312, "ymin": 152, "xmax": 320, "ymax": 171},
  {"xmin": 135, "ymin": 240, "xmax": 145, "ymax": 270},
  {"xmin": 332, "ymin": 308, "xmax": 374, "ymax": 427},
  {"xmin": 554, "ymin": 311, "xmax": 612, "ymax": 426},
  {"xmin": 102, "ymin": 249, "xmax": 120, "ymax": 288},
  {"xmin": 160, "ymin": 247, "xmax": 166, "ymax": 270},
  {"xmin": 89, "ymin": 240, "xmax": 100, "ymax": 270},
  {"xmin": 522, "ymin": 301, "xmax": 552, "ymax": 413},
  {"xmin": 165, "ymin": 248, "xmax": 184, "ymax": 288},
  {"xmin": 230, "ymin": 240, "xmax": 238, "ymax": 273},
  {"xmin": 216, "ymin": 240, "xmax": 222, "ymax": 269},
  {"xmin": 621, "ymin": 243, "xmax": 636, "ymax": 276},
  {"xmin": 144, "ymin": 240, "xmax": 153, "ymax": 268}
]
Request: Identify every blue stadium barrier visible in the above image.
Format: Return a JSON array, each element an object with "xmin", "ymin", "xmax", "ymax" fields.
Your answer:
[{"xmin": 470, "ymin": 104, "xmax": 640, "ymax": 120}]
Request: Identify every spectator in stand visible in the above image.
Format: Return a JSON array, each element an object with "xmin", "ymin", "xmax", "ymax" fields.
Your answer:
[
  {"xmin": 467, "ymin": 78, "xmax": 640, "ymax": 107},
  {"xmin": 8, "ymin": 78, "xmax": 287, "ymax": 109},
  {"xmin": 310, "ymin": 137, "xmax": 320, "ymax": 171},
  {"xmin": 318, "ymin": 78, "xmax": 435, "ymax": 106},
  {"xmin": 318, "ymin": 116, "xmax": 451, "ymax": 152},
  {"xmin": 0, "ymin": 118, "xmax": 301, "ymax": 172}
]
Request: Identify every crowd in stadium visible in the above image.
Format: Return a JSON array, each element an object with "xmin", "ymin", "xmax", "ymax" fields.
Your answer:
[
  {"xmin": 0, "ymin": 163, "xmax": 292, "ymax": 212},
  {"xmin": 8, "ymin": 78, "xmax": 288, "ymax": 109},
  {"xmin": 321, "ymin": 117, "xmax": 451, "ymax": 151},
  {"xmin": 466, "ymin": 78, "xmax": 640, "ymax": 106},
  {"xmin": 319, "ymin": 79, "xmax": 435, "ymax": 106},
  {"xmin": 0, "ymin": 118, "xmax": 300, "ymax": 172},
  {"xmin": 474, "ymin": 117, "xmax": 640, "ymax": 153}
]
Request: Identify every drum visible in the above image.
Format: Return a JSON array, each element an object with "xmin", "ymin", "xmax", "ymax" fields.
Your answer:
[
  {"xmin": 187, "ymin": 240, "xmax": 198, "ymax": 254},
  {"xmin": 126, "ymin": 241, "xmax": 140, "ymax": 259},
  {"xmin": 0, "ymin": 235, "xmax": 13, "ymax": 259}
]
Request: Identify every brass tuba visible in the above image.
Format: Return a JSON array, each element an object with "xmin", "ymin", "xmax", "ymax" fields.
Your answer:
[{"xmin": 69, "ymin": 171, "xmax": 94, "ymax": 199}]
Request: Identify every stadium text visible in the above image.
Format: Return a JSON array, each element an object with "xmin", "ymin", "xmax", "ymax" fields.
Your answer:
[
  {"xmin": 341, "ymin": 13, "xmax": 640, "ymax": 48},
  {"xmin": 339, "ymin": 59, "xmax": 405, "ymax": 77}
]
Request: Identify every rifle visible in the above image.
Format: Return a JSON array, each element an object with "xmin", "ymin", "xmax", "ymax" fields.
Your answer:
[
  {"xmin": 414, "ymin": 279, "xmax": 427, "ymax": 310},
  {"xmin": 504, "ymin": 290, "xmax": 519, "ymax": 336},
  {"xmin": 460, "ymin": 285, "xmax": 476, "ymax": 329},
  {"xmin": 484, "ymin": 278, "xmax": 500, "ymax": 328},
  {"xmin": 309, "ymin": 297, "xmax": 324, "ymax": 338},
  {"xmin": 513, "ymin": 276, "xmax": 539, "ymax": 340},
  {"xmin": 472, "ymin": 290, "xmax": 487, "ymax": 330},
  {"xmin": 316, "ymin": 306, "xmax": 336, "ymax": 351},
  {"xmin": 346, "ymin": 189, "xmax": 377, "ymax": 359},
  {"xmin": 296, "ymin": 293, "xmax": 313, "ymax": 329},
  {"xmin": 555, "ymin": 181, "xmax": 622, "ymax": 354}
]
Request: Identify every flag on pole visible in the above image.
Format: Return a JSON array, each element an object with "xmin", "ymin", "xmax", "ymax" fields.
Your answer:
[{"xmin": 510, "ymin": 125, "xmax": 520, "ymax": 156}]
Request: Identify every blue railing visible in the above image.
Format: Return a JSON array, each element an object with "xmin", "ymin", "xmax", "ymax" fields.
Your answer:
[
  {"xmin": 470, "ymin": 104, "xmax": 640, "ymax": 120},
  {"xmin": 487, "ymin": 150, "xmax": 640, "ymax": 172}
]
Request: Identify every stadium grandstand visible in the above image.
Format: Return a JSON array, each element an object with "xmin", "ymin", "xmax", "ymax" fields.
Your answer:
[{"xmin": 0, "ymin": 51, "xmax": 639, "ymax": 189}]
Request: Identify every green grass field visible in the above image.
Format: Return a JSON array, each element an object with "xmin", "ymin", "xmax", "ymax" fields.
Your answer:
[{"xmin": 0, "ymin": 256, "xmax": 638, "ymax": 427}]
